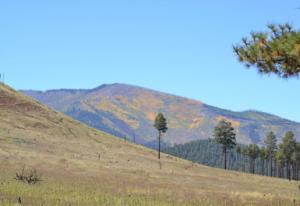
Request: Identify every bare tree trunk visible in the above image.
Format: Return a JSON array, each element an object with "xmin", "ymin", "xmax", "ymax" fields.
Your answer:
[
  {"xmin": 252, "ymin": 159, "xmax": 255, "ymax": 174},
  {"xmin": 292, "ymin": 163, "xmax": 297, "ymax": 180},
  {"xmin": 287, "ymin": 161, "xmax": 291, "ymax": 181},
  {"xmin": 158, "ymin": 131, "xmax": 161, "ymax": 159},
  {"xmin": 261, "ymin": 159, "xmax": 265, "ymax": 175},
  {"xmin": 281, "ymin": 164, "xmax": 284, "ymax": 178},
  {"xmin": 224, "ymin": 148, "xmax": 227, "ymax": 170},
  {"xmin": 236, "ymin": 152, "xmax": 239, "ymax": 171},
  {"xmin": 278, "ymin": 164, "xmax": 282, "ymax": 178},
  {"xmin": 297, "ymin": 162, "xmax": 300, "ymax": 180},
  {"xmin": 266, "ymin": 159, "xmax": 269, "ymax": 176},
  {"xmin": 295, "ymin": 163, "xmax": 299, "ymax": 181},
  {"xmin": 270, "ymin": 157, "xmax": 273, "ymax": 177},
  {"xmin": 274, "ymin": 159, "xmax": 277, "ymax": 177}
]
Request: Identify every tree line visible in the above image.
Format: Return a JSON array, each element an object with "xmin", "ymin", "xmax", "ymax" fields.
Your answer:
[{"xmin": 164, "ymin": 119, "xmax": 300, "ymax": 181}]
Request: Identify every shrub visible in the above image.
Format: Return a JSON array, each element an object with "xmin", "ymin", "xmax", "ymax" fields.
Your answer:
[{"xmin": 15, "ymin": 166, "xmax": 42, "ymax": 185}]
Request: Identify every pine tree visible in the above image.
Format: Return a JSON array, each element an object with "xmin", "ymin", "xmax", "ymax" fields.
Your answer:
[
  {"xmin": 259, "ymin": 147, "xmax": 267, "ymax": 175},
  {"xmin": 164, "ymin": 138, "xmax": 299, "ymax": 180},
  {"xmin": 154, "ymin": 113, "xmax": 168, "ymax": 159},
  {"xmin": 123, "ymin": 135, "xmax": 128, "ymax": 142},
  {"xmin": 278, "ymin": 131, "xmax": 297, "ymax": 181},
  {"xmin": 236, "ymin": 145, "xmax": 242, "ymax": 171},
  {"xmin": 233, "ymin": 24, "xmax": 300, "ymax": 78},
  {"xmin": 264, "ymin": 132, "xmax": 278, "ymax": 177},
  {"xmin": 292, "ymin": 143, "xmax": 300, "ymax": 180},
  {"xmin": 276, "ymin": 150, "xmax": 285, "ymax": 178},
  {"xmin": 213, "ymin": 119, "xmax": 236, "ymax": 170},
  {"xmin": 245, "ymin": 144, "xmax": 260, "ymax": 174}
]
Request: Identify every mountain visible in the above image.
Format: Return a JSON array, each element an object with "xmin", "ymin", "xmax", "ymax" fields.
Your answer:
[
  {"xmin": 1, "ymin": 83, "xmax": 299, "ymax": 205},
  {"xmin": 22, "ymin": 83, "xmax": 300, "ymax": 146}
]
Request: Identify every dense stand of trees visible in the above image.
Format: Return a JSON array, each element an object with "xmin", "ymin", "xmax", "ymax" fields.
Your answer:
[{"xmin": 164, "ymin": 131, "xmax": 300, "ymax": 181}]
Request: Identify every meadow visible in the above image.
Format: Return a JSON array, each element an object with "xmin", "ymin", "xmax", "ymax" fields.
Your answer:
[{"xmin": 0, "ymin": 83, "xmax": 299, "ymax": 206}]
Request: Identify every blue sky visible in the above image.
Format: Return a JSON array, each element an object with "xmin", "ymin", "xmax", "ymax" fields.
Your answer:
[{"xmin": 1, "ymin": 1, "xmax": 300, "ymax": 122}]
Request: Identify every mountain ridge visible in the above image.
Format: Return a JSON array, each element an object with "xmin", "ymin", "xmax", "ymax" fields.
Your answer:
[
  {"xmin": 21, "ymin": 83, "xmax": 294, "ymax": 122},
  {"xmin": 21, "ymin": 83, "xmax": 300, "ymax": 145}
]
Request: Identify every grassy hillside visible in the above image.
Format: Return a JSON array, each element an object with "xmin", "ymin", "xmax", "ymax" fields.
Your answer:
[
  {"xmin": 1, "ymin": 83, "xmax": 300, "ymax": 206},
  {"xmin": 22, "ymin": 83, "xmax": 300, "ymax": 146}
]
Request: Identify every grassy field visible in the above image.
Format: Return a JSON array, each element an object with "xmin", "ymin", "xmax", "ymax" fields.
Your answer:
[{"xmin": 0, "ymin": 83, "xmax": 299, "ymax": 206}]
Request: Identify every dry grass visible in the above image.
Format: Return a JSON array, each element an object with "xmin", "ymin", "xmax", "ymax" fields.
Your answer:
[{"xmin": 0, "ymin": 83, "xmax": 299, "ymax": 206}]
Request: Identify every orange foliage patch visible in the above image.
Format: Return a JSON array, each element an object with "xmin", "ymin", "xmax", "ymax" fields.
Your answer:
[
  {"xmin": 132, "ymin": 92, "xmax": 164, "ymax": 111},
  {"xmin": 95, "ymin": 98, "xmax": 140, "ymax": 129},
  {"xmin": 189, "ymin": 116, "xmax": 204, "ymax": 129},
  {"xmin": 147, "ymin": 112, "xmax": 157, "ymax": 122},
  {"xmin": 168, "ymin": 102, "xmax": 202, "ymax": 125}
]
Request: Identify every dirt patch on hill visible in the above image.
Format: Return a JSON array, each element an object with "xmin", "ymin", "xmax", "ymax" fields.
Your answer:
[
  {"xmin": 0, "ymin": 91, "xmax": 45, "ymax": 114},
  {"xmin": 0, "ymin": 92, "xmax": 16, "ymax": 106}
]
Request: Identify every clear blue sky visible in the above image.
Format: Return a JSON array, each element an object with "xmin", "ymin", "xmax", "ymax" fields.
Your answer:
[{"xmin": 1, "ymin": 1, "xmax": 300, "ymax": 122}]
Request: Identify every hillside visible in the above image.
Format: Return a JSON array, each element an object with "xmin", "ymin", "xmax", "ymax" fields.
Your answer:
[
  {"xmin": 1, "ymin": 83, "xmax": 300, "ymax": 205},
  {"xmin": 22, "ymin": 83, "xmax": 300, "ymax": 146}
]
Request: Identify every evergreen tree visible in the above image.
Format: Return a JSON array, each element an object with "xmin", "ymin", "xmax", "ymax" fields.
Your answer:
[
  {"xmin": 245, "ymin": 144, "xmax": 260, "ymax": 174},
  {"xmin": 213, "ymin": 119, "xmax": 236, "ymax": 170},
  {"xmin": 276, "ymin": 149, "xmax": 285, "ymax": 178},
  {"xmin": 123, "ymin": 135, "xmax": 128, "ymax": 142},
  {"xmin": 154, "ymin": 113, "xmax": 168, "ymax": 159},
  {"xmin": 236, "ymin": 145, "xmax": 243, "ymax": 171},
  {"xmin": 259, "ymin": 147, "xmax": 267, "ymax": 175},
  {"xmin": 233, "ymin": 24, "xmax": 300, "ymax": 179},
  {"xmin": 233, "ymin": 24, "xmax": 300, "ymax": 78},
  {"xmin": 264, "ymin": 132, "xmax": 278, "ymax": 176},
  {"xmin": 292, "ymin": 143, "xmax": 300, "ymax": 180},
  {"xmin": 278, "ymin": 131, "xmax": 297, "ymax": 181},
  {"xmin": 164, "ymin": 138, "xmax": 299, "ymax": 180}
]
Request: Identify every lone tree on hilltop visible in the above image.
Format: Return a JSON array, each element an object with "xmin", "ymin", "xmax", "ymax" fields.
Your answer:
[
  {"xmin": 213, "ymin": 119, "xmax": 236, "ymax": 170},
  {"xmin": 233, "ymin": 24, "xmax": 300, "ymax": 78},
  {"xmin": 154, "ymin": 113, "xmax": 168, "ymax": 159}
]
